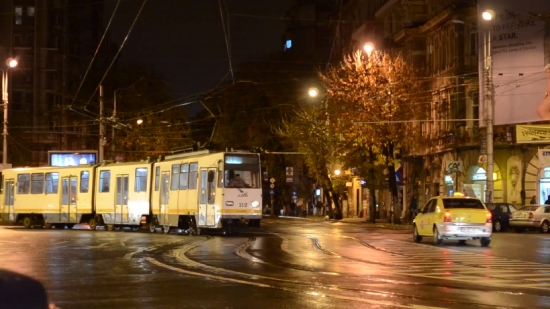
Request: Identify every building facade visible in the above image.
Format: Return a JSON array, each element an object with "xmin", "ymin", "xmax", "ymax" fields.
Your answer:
[
  {"xmin": 0, "ymin": 0, "xmax": 109, "ymax": 167},
  {"xmin": 345, "ymin": 0, "xmax": 548, "ymax": 219}
]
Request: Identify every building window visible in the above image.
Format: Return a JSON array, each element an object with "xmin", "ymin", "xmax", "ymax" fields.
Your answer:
[
  {"xmin": 470, "ymin": 32, "xmax": 477, "ymax": 56},
  {"xmin": 284, "ymin": 39, "xmax": 292, "ymax": 51},
  {"xmin": 26, "ymin": 35, "xmax": 34, "ymax": 47},
  {"xmin": 27, "ymin": 6, "xmax": 35, "ymax": 17},
  {"xmin": 15, "ymin": 6, "xmax": 23, "ymax": 25},
  {"xmin": 13, "ymin": 35, "xmax": 22, "ymax": 46}
]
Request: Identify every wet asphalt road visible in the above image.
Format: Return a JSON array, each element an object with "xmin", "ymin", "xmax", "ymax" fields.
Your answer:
[{"xmin": 1, "ymin": 217, "xmax": 550, "ymax": 309}]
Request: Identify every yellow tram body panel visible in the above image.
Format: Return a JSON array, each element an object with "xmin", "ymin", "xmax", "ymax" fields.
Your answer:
[{"xmin": 1, "ymin": 165, "xmax": 95, "ymax": 226}]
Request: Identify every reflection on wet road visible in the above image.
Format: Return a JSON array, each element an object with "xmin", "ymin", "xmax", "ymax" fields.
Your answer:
[{"xmin": 1, "ymin": 218, "xmax": 550, "ymax": 308}]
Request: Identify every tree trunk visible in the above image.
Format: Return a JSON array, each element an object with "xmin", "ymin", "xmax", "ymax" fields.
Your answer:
[
  {"xmin": 370, "ymin": 188, "xmax": 376, "ymax": 223},
  {"xmin": 387, "ymin": 142, "xmax": 401, "ymax": 224}
]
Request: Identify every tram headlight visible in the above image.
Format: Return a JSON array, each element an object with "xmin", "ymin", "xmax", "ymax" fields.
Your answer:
[
  {"xmin": 225, "ymin": 201, "xmax": 234, "ymax": 206},
  {"xmin": 251, "ymin": 201, "xmax": 260, "ymax": 208}
]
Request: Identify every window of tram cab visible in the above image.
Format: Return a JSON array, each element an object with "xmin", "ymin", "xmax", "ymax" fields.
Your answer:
[
  {"xmin": 80, "ymin": 171, "xmax": 89, "ymax": 193},
  {"xmin": 135, "ymin": 168, "xmax": 147, "ymax": 192},
  {"xmin": 99, "ymin": 170, "xmax": 110, "ymax": 193},
  {"xmin": 45, "ymin": 172, "xmax": 59, "ymax": 194},
  {"xmin": 189, "ymin": 163, "xmax": 198, "ymax": 189},
  {"xmin": 31, "ymin": 173, "xmax": 44, "ymax": 194},
  {"xmin": 17, "ymin": 174, "xmax": 30, "ymax": 194}
]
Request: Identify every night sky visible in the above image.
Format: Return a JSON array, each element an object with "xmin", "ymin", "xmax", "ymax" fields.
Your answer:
[{"xmin": 106, "ymin": 0, "xmax": 296, "ymax": 99}]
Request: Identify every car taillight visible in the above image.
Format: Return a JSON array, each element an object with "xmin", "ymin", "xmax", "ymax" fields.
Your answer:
[
  {"xmin": 444, "ymin": 210, "xmax": 452, "ymax": 222},
  {"xmin": 486, "ymin": 212, "xmax": 492, "ymax": 223},
  {"xmin": 529, "ymin": 212, "xmax": 534, "ymax": 219}
]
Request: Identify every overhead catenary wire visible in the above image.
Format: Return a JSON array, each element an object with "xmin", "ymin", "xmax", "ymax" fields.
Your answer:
[
  {"xmin": 84, "ymin": 0, "xmax": 148, "ymax": 110},
  {"xmin": 219, "ymin": 0, "xmax": 234, "ymax": 84},
  {"xmin": 69, "ymin": 0, "xmax": 121, "ymax": 109}
]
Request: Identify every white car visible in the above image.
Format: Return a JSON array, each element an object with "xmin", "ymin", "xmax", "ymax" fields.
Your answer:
[{"xmin": 509, "ymin": 205, "xmax": 550, "ymax": 233}]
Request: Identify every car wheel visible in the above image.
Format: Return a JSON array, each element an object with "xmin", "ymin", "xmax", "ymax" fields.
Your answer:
[
  {"xmin": 413, "ymin": 225, "xmax": 422, "ymax": 243},
  {"xmin": 493, "ymin": 220, "xmax": 502, "ymax": 232},
  {"xmin": 480, "ymin": 237, "xmax": 491, "ymax": 247},
  {"xmin": 433, "ymin": 227, "xmax": 442, "ymax": 246},
  {"xmin": 540, "ymin": 221, "xmax": 549, "ymax": 233}
]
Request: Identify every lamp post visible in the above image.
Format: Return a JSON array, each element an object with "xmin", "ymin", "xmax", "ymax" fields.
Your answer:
[
  {"xmin": 1, "ymin": 58, "xmax": 18, "ymax": 166},
  {"xmin": 482, "ymin": 10, "xmax": 494, "ymax": 203}
]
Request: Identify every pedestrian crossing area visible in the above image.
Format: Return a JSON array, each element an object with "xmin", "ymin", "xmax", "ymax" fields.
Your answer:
[{"xmin": 367, "ymin": 239, "xmax": 550, "ymax": 291}]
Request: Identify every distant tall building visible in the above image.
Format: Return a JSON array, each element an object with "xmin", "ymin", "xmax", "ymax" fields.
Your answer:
[{"xmin": 0, "ymin": 0, "xmax": 111, "ymax": 166}]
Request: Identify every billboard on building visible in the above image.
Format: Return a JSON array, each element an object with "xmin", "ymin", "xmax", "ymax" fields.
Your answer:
[
  {"xmin": 479, "ymin": 0, "xmax": 550, "ymax": 125},
  {"xmin": 516, "ymin": 124, "xmax": 550, "ymax": 143},
  {"xmin": 48, "ymin": 151, "xmax": 97, "ymax": 167}
]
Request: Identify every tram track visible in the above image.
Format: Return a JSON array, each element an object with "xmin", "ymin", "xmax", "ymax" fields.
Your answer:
[{"xmin": 137, "ymin": 233, "xmax": 512, "ymax": 309}]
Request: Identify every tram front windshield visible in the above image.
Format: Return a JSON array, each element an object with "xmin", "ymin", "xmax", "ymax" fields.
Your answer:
[{"xmin": 223, "ymin": 154, "xmax": 260, "ymax": 189}]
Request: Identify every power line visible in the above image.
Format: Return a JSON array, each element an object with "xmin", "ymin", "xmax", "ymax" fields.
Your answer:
[
  {"xmin": 84, "ymin": 0, "xmax": 148, "ymax": 109},
  {"xmin": 69, "ymin": 0, "xmax": 121, "ymax": 109}
]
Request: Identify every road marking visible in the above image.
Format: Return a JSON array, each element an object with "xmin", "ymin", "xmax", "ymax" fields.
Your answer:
[{"xmin": 366, "ymin": 239, "xmax": 550, "ymax": 291}]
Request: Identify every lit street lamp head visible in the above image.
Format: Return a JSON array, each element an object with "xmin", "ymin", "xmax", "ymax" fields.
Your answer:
[
  {"xmin": 7, "ymin": 58, "xmax": 17, "ymax": 68},
  {"xmin": 482, "ymin": 10, "xmax": 494, "ymax": 21},
  {"xmin": 308, "ymin": 87, "xmax": 319, "ymax": 98},
  {"xmin": 363, "ymin": 42, "xmax": 374, "ymax": 56}
]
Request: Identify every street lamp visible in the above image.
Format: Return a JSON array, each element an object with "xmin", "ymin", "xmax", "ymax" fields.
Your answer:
[
  {"xmin": 1, "ymin": 58, "xmax": 18, "ymax": 165},
  {"xmin": 363, "ymin": 42, "xmax": 374, "ymax": 56},
  {"xmin": 482, "ymin": 9, "xmax": 494, "ymax": 203},
  {"xmin": 308, "ymin": 87, "xmax": 319, "ymax": 98}
]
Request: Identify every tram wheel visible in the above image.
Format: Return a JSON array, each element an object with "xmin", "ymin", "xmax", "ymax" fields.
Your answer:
[
  {"xmin": 89, "ymin": 217, "xmax": 97, "ymax": 230},
  {"xmin": 66, "ymin": 224, "xmax": 75, "ymax": 229},
  {"xmin": 162, "ymin": 225, "xmax": 170, "ymax": 234},
  {"xmin": 44, "ymin": 223, "xmax": 52, "ymax": 229},
  {"xmin": 106, "ymin": 224, "xmax": 115, "ymax": 231},
  {"xmin": 148, "ymin": 218, "xmax": 158, "ymax": 233},
  {"xmin": 23, "ymin": 217, "xmax": 32, "ymax": 229}
]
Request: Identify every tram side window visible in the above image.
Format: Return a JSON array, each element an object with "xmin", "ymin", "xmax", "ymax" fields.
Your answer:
[
  {"xmin": 155, "ymin": 166, "xmax": 160, "ymax": 191},
  {"xmin": 17, "ymin": 174, "xmax": 30, "ymax": 194},
  {"xmin": 189, "ymin": 162, "xmax": 198, "ymax": 189},
  {"xmin": 170, "ymin": 164, "xmax": 180, "ymax": 190},
  {"xmin": 135, "ymin": 167, "xmax": 148, "ymax": 192},
  {"xmin": 179, "ymin": 164, "xmax": 189, "ymax": 190},
  {"xmin": 45, "ymin": 172, "xmax": 59, "ymax": 194},
  {"xmin": 31, "ymin": 173, "xmax": 44, "ymax": 194},
  {"xmin": 80, "ymin": 171, "xmax": 89, "ymax": 193},
  {"xmin": 99, "ymin": 170, "xmax": 110, "ymax": 192}
]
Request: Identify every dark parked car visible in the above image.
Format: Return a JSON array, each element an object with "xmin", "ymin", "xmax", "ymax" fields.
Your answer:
[{"xmin": 485, "ymin": 203, "xmax": 518, "ymax": 232}]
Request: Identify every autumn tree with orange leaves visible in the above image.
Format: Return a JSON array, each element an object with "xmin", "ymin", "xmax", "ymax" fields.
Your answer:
[{"xmin": 319, "ymin": 50, "xmax": 427, "ymax": 223}]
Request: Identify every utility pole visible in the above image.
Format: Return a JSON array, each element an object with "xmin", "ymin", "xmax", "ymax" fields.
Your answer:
[
  {"xmin": 2, "ymin": 69, "xmax": 8, "ymax": 165},
  {"xmin": 99, "ymin": 85, "xmax": 104, "ymax": 163},
  {"xmin": 112, "ymin": 90, "xmax": 117, "ymax": 161},
  {"xmin": 485, "ymin": 29, "xmax": 494, "ymax": 203}
]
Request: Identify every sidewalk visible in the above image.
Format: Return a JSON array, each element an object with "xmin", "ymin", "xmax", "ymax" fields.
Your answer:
[{"xmin": 268, "ymin": 215, "xmax": 413, "ymax": 230}]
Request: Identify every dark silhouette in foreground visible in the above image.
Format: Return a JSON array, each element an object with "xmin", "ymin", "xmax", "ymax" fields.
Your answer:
[{"xmin": 0, "ymin": 269, "xmax": 49, "ymax": 309}]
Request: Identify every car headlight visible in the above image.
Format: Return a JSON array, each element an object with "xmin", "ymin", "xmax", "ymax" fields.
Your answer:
[{"xmin": 251, "ymin": 201, "xmax": 260, "ymax": 208}]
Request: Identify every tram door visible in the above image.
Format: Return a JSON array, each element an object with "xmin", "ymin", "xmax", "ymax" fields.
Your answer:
[
  {"xmin": 198, "ymin": 169, "xmax": 216, "ymax": 226},
  {"xmin": 115, "ymin": 175, "xmax": 129, "ymax": 224},
  {"xmin": 2, "ymin": 179, "xmax": 15, "ymax": 222},
  {"xmin": 159, "ymin": 171, "xmax": 170, "ymax": 225},
  {"xmin": 61, "ymin": 177, "xmax": 78, "ymax": 222}
]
